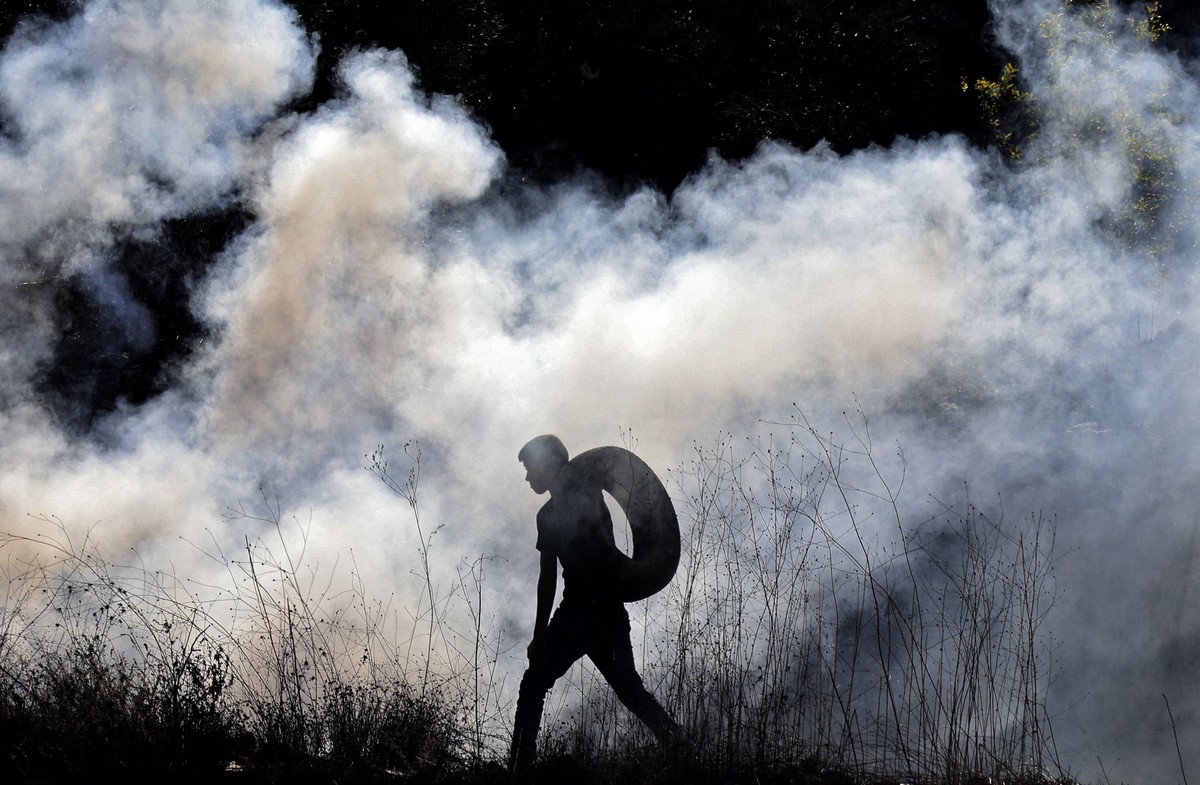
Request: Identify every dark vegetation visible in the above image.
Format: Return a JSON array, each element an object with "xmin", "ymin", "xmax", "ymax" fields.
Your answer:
[
  {"xmin": 0, "ymin": 0, "xmax": 998, "ymax": 427},
  {"xmin": 286, "ymin": 0, "xmax": 1001, "ymax": 189},
  {"xmin": 1, "ymin": 0, "xmax": 1194, "ymax": 428},
  {"xmin": 3, "ymin": 425, "xmax": 1069, "ymax": 784},
  {"xmin": 31, "ymin": 209, "xmax": 252, "ymax": 431}
]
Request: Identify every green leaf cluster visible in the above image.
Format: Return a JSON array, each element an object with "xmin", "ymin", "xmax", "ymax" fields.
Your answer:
[{"xmin": 968, "ymin": 1, "xmax": 1181, "ymax": 259}]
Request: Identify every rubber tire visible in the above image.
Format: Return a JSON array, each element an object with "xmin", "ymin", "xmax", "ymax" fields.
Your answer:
[{"xmin": 562, "ymin": 446, "xmax": 680, "ymax": 602}]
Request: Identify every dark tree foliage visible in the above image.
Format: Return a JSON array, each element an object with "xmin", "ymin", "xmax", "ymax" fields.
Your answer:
[
  {"xmin": 0, "ymin": 0, "xmax": 78, "ymax": 33},
  {"xmin": 7, "ymin": 0, "xmax": 1188, "ymax": 425},
  {"xmin": 1153, "ymin": 0, "xmax": 1200, "ymax": 57},
  {"xmin": 32, "ymin": 210, "xmax": 251, "ymax": 432},
  {"xmin": 285, "ymin": 0, "xmax": 1005, "ymax": 190}
]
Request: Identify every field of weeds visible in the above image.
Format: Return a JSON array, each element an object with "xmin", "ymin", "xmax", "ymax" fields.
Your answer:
[{"xmin": 1, "ymin": 419, "xmax": 1073, "ymax": 784}]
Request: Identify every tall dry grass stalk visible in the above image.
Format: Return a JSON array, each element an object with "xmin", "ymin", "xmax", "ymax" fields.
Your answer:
[
  {"xmin": 3, "ymin": 421, "xmax": 1064, "ymax": 783},
  {"xmin": 550, "ymin": 410, "xmax": 1062, "ymax": 783},
  {"xmin": 0, "ymin": 444, "xmax": 507, "ymax": 779}
]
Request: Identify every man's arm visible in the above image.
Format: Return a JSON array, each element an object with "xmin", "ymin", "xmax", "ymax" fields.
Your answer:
[{"xmin": 527, "ymin": 549, "xmax": 558, "ymax": 663}]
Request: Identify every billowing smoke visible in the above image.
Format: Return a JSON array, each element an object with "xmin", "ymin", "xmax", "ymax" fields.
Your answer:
[{"xmin": 1, "ymin": 0, "xmax": 1197, "ymax": 779}]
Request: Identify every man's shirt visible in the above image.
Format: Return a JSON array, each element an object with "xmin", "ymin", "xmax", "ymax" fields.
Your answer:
[{"xmin": 535, "ymin": 471, "xmax": 621, "ymax": 602}]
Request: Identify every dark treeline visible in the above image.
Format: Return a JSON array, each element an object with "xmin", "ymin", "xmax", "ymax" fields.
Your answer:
[
  {"xmin": 1, "ymin": 0, "xmax": 1197, "ymax": 424},
  {"xmin": 5, "ymin": 0, "xmax": 1200, "ymax": 189},
  {"xmin": 287, "ymin": 0, "xmax": 1001, "ymax": 190}
]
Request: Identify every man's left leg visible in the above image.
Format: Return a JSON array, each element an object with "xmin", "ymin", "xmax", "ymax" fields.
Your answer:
[
  {"xmin": 588, "ymin": 605, "xmax": 681, "ymax": 745},
  {"xmin": 510, "ymin": 602, "xmax": 591, "ymax": 769}
]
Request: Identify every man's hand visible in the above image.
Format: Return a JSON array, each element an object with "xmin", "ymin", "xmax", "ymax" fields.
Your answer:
[{"xmin": 527, "ymin": 550, "xmax": 557, "ymax": 668}]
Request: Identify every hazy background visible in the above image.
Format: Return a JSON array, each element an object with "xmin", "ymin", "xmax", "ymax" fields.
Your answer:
[{"xmin": 1, "ymin": 0, "xmax": 1198, "ymax": 779}]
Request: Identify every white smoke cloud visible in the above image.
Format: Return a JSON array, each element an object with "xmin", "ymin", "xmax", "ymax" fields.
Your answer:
[
  {"xmin": 0, "ymin": 0, "xmax": 313, "ymax": 255},
  {"xmin": 197, "ymin": 48, "xmax": 502, "ymax": 465},
  {"xmin": 0, "ymin": 0, "xmax": 315, "ymax": 398},
  {"xmin": 1, "ymin": 0, "xmax": 1198, "ymax": 779}
]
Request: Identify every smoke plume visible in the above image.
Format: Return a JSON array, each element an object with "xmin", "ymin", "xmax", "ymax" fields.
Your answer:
[{"xmin": 1, "ymin": 0, "xmax": 1197, "ymax": 778}]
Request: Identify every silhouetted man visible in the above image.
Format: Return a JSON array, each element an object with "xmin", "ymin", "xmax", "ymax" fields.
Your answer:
[{"xmin": 509, "ymin": 434, "xmax": 679, "ymax": 770}]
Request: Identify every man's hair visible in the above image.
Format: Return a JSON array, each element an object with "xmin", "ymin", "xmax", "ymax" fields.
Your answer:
[{"xmin": 518, "ymin": 434, "xmax": 569, "ymax": 468}]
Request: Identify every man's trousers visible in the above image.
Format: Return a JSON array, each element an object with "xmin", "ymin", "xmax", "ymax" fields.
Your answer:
[{"xmin": 508, "ymin": 597, "xmax": 679, "ymax": 769}]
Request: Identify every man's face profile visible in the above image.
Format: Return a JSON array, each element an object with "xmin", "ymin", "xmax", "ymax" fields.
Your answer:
[{"xmin": 523, "ymin": 459, "xmax": 557, "ymax": 495}]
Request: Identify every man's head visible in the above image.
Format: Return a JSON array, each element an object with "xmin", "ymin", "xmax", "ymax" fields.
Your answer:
[{"xmin": 518, "ymin": 434, "xmax": 569, "ymax": 495}]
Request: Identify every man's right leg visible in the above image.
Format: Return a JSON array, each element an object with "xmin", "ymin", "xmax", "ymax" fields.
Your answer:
[
  {"xmin": 587, "ymin": 604, "xmax": 682, "ymax": 747},
  {"xmin": 509, "ymin": 604, "xmax": 588, "ymax": 770},
  {"xmin": 509, "ymin": 668, "xmax": 551, "ymax": 770}
]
